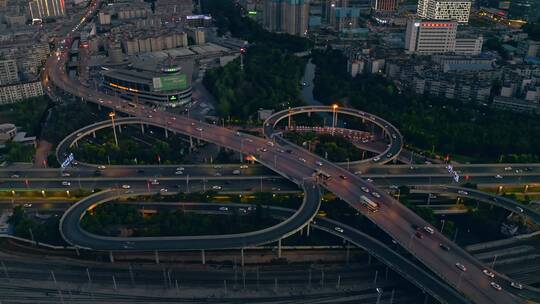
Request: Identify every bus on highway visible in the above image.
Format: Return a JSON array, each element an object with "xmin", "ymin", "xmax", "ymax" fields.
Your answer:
[{"xmin": 360, "ymin": 195, "xmax": 380, "ymax": 212}]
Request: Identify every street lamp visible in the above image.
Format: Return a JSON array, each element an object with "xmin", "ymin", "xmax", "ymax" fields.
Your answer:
[
  {"xmin": 332, "ymin": 104, "xmax": 338, "ymax": 133},
  {"xmin": 109, "ymin": 112, "xmax": 119, "ymax": 147}
]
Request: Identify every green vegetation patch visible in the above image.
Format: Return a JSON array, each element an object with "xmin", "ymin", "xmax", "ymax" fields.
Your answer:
[
  {"xmin": 81, "ymin": 202, "xmax": 279, "ymax": 237},
  {"xmin": 312, "ymin": 49, "xmax": 540, "ymax": 163}
]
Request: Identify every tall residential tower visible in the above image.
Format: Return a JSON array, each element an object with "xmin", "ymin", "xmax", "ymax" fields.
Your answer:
[{"xmin": 263, "ymin": 0, "xmax": 309, "ymax": 36}]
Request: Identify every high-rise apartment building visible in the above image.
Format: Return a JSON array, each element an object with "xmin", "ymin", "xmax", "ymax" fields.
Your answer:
[
  {"xmin": 0, "ymin": 60, "xmax": 18, "ymax": 86},
  {"xmin": 324, "ymin": 0, "xmax": 348, "ymax": 22},
  {"xmin": 263, "ymin": 0, "xmax": 309, "ymax": 36},
  {"xmin": 417, "ymin": 0, "xmax": 471, "ymax": 23},
  {"xmin": 372, "ymin": 0, "xmax": 397, "ymax": 11},
  {"xmin": 405, "ymin": 19, "xmax": 482, "ymax": 55},
  {"xmin": 29, "ymin": 0, "xmax": 66, "ymax": 21}
]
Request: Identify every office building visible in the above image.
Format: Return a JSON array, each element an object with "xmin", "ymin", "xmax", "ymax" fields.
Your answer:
[
  {"xmin": 29, "ymin": 0, "xmax": 65, "ymax": 21},
  {"xmin": 0, "ymin": 60, "xmax": 18, "ymax": 85},
  {"xmin": 101, "ymin": 60, "xmax": 194, "ymax": 107},
  {"xmin": 417, "ymin": 0, "xmax": 471, "ymax": 23},
  {"xmin": 405, "ymin": 19, "xmax": 482, "ymax": 54},
  {"xmin": 405, "ymin": 20, "xmax": 457, "ymax": 54},
  {"xmin": 263, "ymin": 0, "xmax": 309, "ymax": 36}
]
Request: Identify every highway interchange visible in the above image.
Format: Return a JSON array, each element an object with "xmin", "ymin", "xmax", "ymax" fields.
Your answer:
[{"xmin": 3, "ymin": 0, "xmax": 534, "ymax": 303}]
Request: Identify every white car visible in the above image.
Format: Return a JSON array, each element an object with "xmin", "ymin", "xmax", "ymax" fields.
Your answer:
[
  {"xmin": 455, "ymin": 262, "xmax": 467, "ymax": 272},
  {"xmin": 366, "ymin": 178, "xmax": 374, "ymax": 183},
  {"xmin": 373, "ymin": 156, "xmax": 381, "ymax": 162},
  {"xmin": 212, "ymin": 185, "xmax": 222, "ymax": 190},
  {"xmin": 423, "ymin": 226, "xmax": 435, "ymax": 234},
  {"xmin": 315, "ymin": 161, "xmax": 323, "ymax": 166},
  {"xmin": 495, "ymin": 174, "xmax": 503, "ymax": 179},
  {"xmin": 490, "ymin": 282, "xmax": 502, "ymax": 291},
  {"xmin": 510, "ymin": 282, "xmax": 523, "ymax": 290},
  {"xmin": 61, "ymin": 172, "xmax": 71, "ymax": 177},
  {"xmin": 504, "ymin": 166, "xmax": 512, "ymax": 171},
  {"xmin": 482, "ymin": 269, "xmax": 495, "ymax": 278},
  {"xmin": 334, "ymin": 227, "xmax": 344, "ymax": 233},
  {"xmin": 516, "ymin": 206, "xmax": 524, "ymax": 213},
  {"xmin": 62, "ymin": 181, "xmax": 71, "ymax": 186},
  {"xmin": 176, "ymin": 167, "xmax": 185, "ymax": 171},
  {"xmin": 175, "ymin": 171, "xmax": 183, "ymax": 175},
  {"xmin": 97, "ymin": 165, "xmax": 106, "ymax": 169},
  {"xmin": 361, "ymin": 187, "xmax": 370, "ymax": 193},
  {"xmin": 458, "ymin": 190, "xmax": 468, "ymax": 195},
  {"xmin": 354, "ymin": 171, "xmax": 362, "ymax": 175},
  {"xmin": 299, "ymin": 158, "xmax": 306, "ymax": 163},
  {"xmin": 23, "ymin": 203, "xmax": 32, "ymax": 208},
  {"xmin": 160, "ymin": 188, "xmax": 168, "ymax": 193},
  {"xmin": 219, "ymin": 206, "xmax": 228, "ymax": 211},
  {"xmin": 122, "ymin": 184, "xmax": 131, "ymax": 189},
  {"xmin": 232, "ymin": 170, "xmax": 240, "ymax": 175},
  {"xmin": 372, "ymin": 192, "xmax": 381, "ymax": 198},
  {"xmin": 240, "ymin": 165, "xmax": 249, "ymax": 169}
]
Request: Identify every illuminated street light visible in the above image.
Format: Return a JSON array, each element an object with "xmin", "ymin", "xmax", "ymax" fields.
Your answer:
[
  {"xmin": 109, "ymin": 112, "xmax": 119, "ymax": 147},
  {"xmin": 41, "ymin": 190, "xmax": 46, "ymax": 197},
  {"xmin": 332, "ymin": 104, "xmax": 338, "ymax": 134}
]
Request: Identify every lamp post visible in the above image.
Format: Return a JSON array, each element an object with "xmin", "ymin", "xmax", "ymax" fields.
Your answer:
[
  {"xmin": 109, "ymin": 112, "xmax": 119, "ymax": 147},
  {"xmin": 332, "ymin": 104, "xmax": 338, "ymax": 134}
]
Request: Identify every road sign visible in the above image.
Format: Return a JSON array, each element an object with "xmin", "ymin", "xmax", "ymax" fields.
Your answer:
[{"xmin": 61, "ymin": 153, "xmax": 75, "ymax": 169}]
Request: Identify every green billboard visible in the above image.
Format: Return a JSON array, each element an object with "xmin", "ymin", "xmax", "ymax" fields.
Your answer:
[{"xmin": 153, "ymin": 74, "xmax": 188, "ymax": 92}]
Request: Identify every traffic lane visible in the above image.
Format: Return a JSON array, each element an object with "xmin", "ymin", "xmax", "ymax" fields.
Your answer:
[
  {"xmin": 301, "ymin": 154, "xmax": 521, "ymax": 303},
  {"xmin": 1, "ymin": 178, "xmax": 299, "ymax": 194},
  {"xmin": 414, "ymin": 185, "xmax": 540, "ymax": 225},
  {"xmin": 3, "ymin": 175, "xmax": 540, "ymax": 196},
  {"xmin": 60, "ymin": 180, "xmax": 320, "ymax": 251}
]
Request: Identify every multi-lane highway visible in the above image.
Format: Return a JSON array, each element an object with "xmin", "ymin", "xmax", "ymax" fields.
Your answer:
[{"xmin": 39, "ymin": 1, "xmax": 533, "ymax": 303}]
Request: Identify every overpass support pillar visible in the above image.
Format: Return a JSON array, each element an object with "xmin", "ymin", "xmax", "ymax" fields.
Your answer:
[
  {"xmin": 141, "ymin": 124, "xmax": 145, "ymax": 134},
  {"xmin": 277, "ymin": 239, "xmax": 282, "ymax": 258},
  {"xmin": 92, "ymin": 131, "xmax": 96, "ymax": 138},
  {"xmin": 118, "ymin": 125, "xmax": 122, "ymax": 134},
  {"xmin": 306, "ymin": 222, "xmax": 310, "ymax": 237},
  {"xmin": 288, "ymin": 115, "xmax": 292, "ymax": 128},
  {"xmin": 345, "ymin": 243, "xmax": 350, "ymax": 264},
  {"xmin": 154, "ymin": 250, "xmax": 160, "ymax": 264},
  {"xmin": 189, "ymin": 136, "xmax": 194, "ymax": 149},
  {"xmin": 164, "ymin": 128, "xmax": 168, "ymax": 138},
  {"xmin": 241, "ymin": 248, "xmax": 245, "ymax": 268},
  {"xmin": 201, "ymin": 250, "xmax": 206, "ymax": 265},
  {"xmin": 109, "ymin": 251, "xmax": 114, "ymax": 263}
]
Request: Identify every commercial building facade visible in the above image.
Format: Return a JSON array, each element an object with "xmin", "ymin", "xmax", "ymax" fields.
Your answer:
[
  {"xmin": 101, "ymin": 61, "xmax": 194, "ymax": 107},
  {"xmin": 29, "ymin": 0, "xmax": 65, "ymax": 21},
  {"xmin": 405, "ymin": 19, "xmax": 482, "ymax": 55},
  {"xmin": 417, "ymin": 0, "xmax": 471, "ymax": 23}
]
